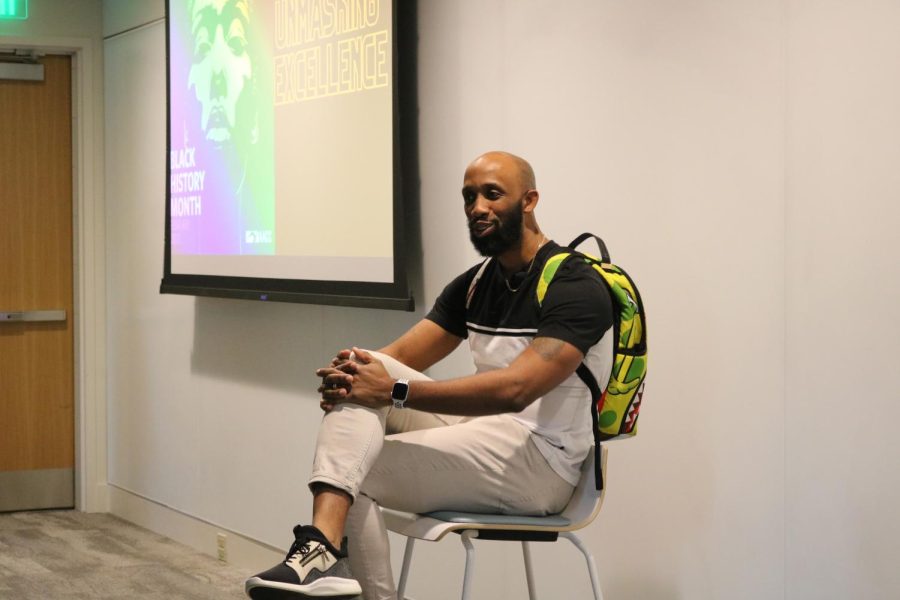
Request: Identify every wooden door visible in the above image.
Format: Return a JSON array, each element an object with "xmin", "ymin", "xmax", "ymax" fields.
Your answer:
[{"xmin": 0, "ymin": 55, "xmax": 75, "ymax": 511}]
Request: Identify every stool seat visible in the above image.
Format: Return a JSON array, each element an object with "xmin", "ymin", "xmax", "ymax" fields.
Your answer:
[{"xmin": 425, "ymin": 510, "xmax": 572, "ymax": 528}]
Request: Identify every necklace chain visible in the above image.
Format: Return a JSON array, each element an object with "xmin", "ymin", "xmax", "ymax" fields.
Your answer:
[{"xmin": 504, "ymin": 236, "xmax": 548, "ymax": 293}]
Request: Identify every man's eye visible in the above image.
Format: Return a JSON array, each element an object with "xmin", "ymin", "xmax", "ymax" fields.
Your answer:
[
  {"xmin": 228, "ymin": 35, "xmax": 247, "ymax": 56},
  {"xmin": 463, "ymin": 191, "xmax": 476, "ymax": 204},
  {"xmin": 485, "ymin": 189, "xmax": 500, "ymax": 200},
  {"xmin": 194, "ymin": 40, "xmax": 211, "ymax": 60}
]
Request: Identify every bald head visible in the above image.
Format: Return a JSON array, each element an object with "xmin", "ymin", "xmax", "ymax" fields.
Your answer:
[
  {"xmin": 467, "ymin": 151, "xmax": 536, "ymax": 192},
  {"xmin": 462, "ymin": 151, "xmax": 543, "ymax": 259}
]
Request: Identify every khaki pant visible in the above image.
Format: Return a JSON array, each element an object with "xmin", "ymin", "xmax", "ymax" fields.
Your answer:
[{"xmin": 309, "ymin": 352, "xmax": 575, "ymax": 600}]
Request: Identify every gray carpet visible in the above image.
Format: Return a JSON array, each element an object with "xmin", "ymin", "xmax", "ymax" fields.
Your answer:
[{"xmin": 0, "ymin": 510, "xmax": 249, "ymax": 599}]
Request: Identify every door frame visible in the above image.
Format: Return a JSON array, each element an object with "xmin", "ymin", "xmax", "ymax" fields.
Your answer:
[{"xmin": 0, "ymin": 35, "xmax": 107, "ymax": 513}]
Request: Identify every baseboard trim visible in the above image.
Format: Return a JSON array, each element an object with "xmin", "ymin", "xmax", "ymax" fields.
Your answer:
[{"xmin": 107, "ymin": 484, "xmax": 282, "ymax": 572}]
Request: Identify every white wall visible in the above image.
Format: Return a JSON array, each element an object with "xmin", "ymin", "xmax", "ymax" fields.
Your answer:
[
  {"xmin": 419, "ymin": 2, "xmax": 786, "ymax": 598},
  {"xmin": 785, "ymin": 2, "xmax": 900, "ymax": 598},
  {"xmin": 102, "ymin": 0, "xmax": 421, "ymax": 561},
  {"xmin": 100, "ymin": 1, "xmax": 900, "ymax": 599}
]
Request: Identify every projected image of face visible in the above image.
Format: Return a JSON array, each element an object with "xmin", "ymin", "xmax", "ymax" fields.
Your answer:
[{"xmin": 188, "ymin": 0, "xmax": 253, "ymax": 146}]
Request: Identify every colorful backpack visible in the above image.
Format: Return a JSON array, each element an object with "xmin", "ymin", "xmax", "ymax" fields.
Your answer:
[{"xmin": 538, "ymin": 233, "xmax": 648, "ymax": 489}]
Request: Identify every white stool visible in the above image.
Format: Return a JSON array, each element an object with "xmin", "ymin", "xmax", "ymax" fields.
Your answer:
[{"xmin": 381, "ymin": 446, "xmax": 607, "ymax": 600}]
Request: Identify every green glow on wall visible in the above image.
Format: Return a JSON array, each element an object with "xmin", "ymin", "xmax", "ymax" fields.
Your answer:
[{"xmin": 0, "ymin": 0, "xmax": 28, "ymax": 20}]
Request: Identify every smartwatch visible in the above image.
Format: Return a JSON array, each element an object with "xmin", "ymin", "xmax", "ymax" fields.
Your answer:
[{"xmin": 391, "ymin": 378, "xmax": 410, "ymax": 409}]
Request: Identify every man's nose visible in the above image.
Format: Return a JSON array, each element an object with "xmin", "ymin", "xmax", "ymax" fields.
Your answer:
[
  {"xmin": 208, "ymin": 28, "xmax": 228, "ymax": 99},
  {"xmin": 468, "ymin": 194, "xmax": 491, "ymax": 219},
  {"xmin": 210, "ymin": 70, "xmax": 226, "ymax": 100}
]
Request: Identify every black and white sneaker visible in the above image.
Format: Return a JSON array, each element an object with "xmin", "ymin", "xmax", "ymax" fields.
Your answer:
[{"xmin": 245, "ymin": 525, "xmax": 362, "ymax": 599}]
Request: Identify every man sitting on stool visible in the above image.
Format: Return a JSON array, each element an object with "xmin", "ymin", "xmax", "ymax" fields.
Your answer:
[{"xmin": 245, "ymin": 151, "xmax": 614, "ymax": 600}]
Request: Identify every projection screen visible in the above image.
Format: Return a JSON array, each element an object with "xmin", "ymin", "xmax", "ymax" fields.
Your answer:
[{"xmin": 160, "ymin": 0, "xmax": 415, "ymax": 310}]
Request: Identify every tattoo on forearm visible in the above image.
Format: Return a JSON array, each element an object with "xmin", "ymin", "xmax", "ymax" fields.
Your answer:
[{"xmin": 533, "ymin": 337, "xmax": 565, "ymax": 361}]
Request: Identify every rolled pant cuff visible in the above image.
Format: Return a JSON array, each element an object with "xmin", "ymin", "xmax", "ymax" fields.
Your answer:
[{"xmin": 308, "ymin": 472, "xmax": 358, "ymax": 500}]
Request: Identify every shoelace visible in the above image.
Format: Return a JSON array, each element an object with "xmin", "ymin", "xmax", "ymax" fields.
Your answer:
[
  {"xmin": 284, "ymin": 539, "xmax": 328, "ymax": 567},
  {"xmin": 284, "ymin": 539, "xmax": 311, "ymax": 564}
]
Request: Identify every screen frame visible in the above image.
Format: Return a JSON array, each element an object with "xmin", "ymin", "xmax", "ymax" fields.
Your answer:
[{"xmin": 160, "ymin": 0, "xmax": 416, "ymax": 311}]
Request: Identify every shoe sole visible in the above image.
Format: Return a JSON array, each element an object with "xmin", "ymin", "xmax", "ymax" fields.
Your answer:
[
  {"xmin": 247, "ymin": 590, "xmax": 360, "ymax": 600},
  {"xmin": 245, "ymin": 576, "xmax": 362, "ymax": 599}
]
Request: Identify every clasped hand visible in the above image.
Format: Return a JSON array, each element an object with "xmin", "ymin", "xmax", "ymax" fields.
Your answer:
[{"xmin": 315, "ymin": 347, "xmax": 392, "ymax": 413}]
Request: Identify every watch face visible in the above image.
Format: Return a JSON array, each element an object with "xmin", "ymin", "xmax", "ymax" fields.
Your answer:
[
  {"xmin": 392, "ymin": 379, "xmax": 410, "ymax": 403},
  {"xmin": 391, "ymin": 379, "xmax": 409, "ymax": 408}
]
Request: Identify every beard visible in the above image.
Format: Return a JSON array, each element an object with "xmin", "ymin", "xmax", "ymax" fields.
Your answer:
[{"xmin": 468, "ymin": 202, "xmax": 524, "ymax": 257}]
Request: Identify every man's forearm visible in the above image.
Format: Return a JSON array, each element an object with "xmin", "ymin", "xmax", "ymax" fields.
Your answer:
[
  {"xmin": 321, "ymin": 339, "xmax": 581, "ymax": 416},
  {"xmin": 401, "ymin": 369, "xmax": 532, "ymax": 416},
  {"xmin": 374, "ymin": 319, "xmax": 463, "ymax": 373},
  {"xmin": 397, "ymin": 337, "xmax": 579, "ymax": 416},
  {"xmin": 319, "ymin": 351, "xmax": 530, "ymax": 415}
]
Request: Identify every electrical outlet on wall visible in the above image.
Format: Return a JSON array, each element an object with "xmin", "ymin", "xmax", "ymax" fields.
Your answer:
[{"xmin": 216, "ymin": 533, "xmax": 227, "ymax": 563}]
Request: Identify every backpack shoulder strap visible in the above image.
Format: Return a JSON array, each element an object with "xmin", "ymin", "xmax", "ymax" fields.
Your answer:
[
  {"xmin": 536, "ymin": 252, "xmax": 573, "ymax": 306},
  {"xmin": 535, "ymin": 248, "xmax": 607, "ymax": 490}
]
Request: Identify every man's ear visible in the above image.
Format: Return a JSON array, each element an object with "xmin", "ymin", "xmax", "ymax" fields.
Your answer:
[{"xmin": 522, "ymin": 189, "xmax": 540, "ymax": 214}]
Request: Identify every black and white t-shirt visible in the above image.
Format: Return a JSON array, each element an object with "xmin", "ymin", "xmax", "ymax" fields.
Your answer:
[{"xmin": 426, "ymin": 241, "xmax": 614, "ymax": 485}]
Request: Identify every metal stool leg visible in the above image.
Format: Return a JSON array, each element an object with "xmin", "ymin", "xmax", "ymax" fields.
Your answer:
[
  {"xmin": 460, "ymin": 530, "xmax": 477, "ymax": 600},
  {"xmin": 560, "ymin": 532, "xmax": 603, "ymax": 600},
  {"xmin": 522, "ymin": 541, "xmax": 538, "ymax": 599},
  {"xmin": 397, "ymin": 537, "xmax": 416, "ymax": 600}
]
